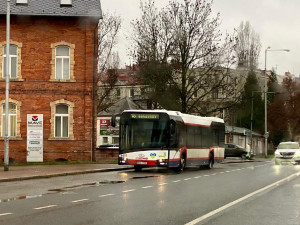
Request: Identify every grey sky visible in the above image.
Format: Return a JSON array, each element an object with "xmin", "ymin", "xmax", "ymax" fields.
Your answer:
[{"xmin": 101, "ymin": 0, "xmax": 299, "ymax": 75}]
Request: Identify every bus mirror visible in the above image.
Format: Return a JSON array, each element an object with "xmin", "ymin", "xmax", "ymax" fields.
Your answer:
[{"xmin": 111, "ymin": 115, "xmax": 116, "ymax": 127}]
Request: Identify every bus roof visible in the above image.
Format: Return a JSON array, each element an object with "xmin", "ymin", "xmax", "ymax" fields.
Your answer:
[{"xmin": 123, "ymin": 110, "xmax": 224, "ymax": 127}]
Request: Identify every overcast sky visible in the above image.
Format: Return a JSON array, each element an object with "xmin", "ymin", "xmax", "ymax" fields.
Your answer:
[{"xmin": 101, "ymin": 0, "xmax": 299, "ymax": 76}]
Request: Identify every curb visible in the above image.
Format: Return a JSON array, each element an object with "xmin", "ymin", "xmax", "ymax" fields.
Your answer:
[{"xmin": 0, "ymin": 166, "xmax": 133, "ymax": 183}]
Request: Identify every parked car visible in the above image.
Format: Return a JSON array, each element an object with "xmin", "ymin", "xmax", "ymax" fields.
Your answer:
[
  {"xmin": 274, "ymin": 142, "xmax": 300, "ymax": 165},
  {"xmin": 225, "ymin": 143, "xmax": 248, "ymax": 159}
]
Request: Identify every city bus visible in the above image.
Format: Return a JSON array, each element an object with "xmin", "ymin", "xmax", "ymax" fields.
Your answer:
[{"xmin": 116, "ymin": 110, "xmax": 225, "ymax": 172}]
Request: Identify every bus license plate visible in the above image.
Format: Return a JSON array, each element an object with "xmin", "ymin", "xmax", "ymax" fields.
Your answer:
[{"xmin": 136, "ymin": 161, "xmax": 147, "ymax": 165}]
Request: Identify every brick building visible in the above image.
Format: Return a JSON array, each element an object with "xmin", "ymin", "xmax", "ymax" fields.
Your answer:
[{"xmin": 0, "ymin": 0, "xmax": 102, "ymax": 162}]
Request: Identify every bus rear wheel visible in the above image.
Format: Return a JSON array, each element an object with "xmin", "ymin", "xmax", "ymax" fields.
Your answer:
[{"xmin": 206, "ymin": 154, "xmax": 214, "ymax": 169}]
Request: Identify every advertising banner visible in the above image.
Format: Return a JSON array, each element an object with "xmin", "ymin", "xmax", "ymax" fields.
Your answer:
[
  {"xmin": 100, "ymin": 119, "xmax": 119, "ymax": 136},
  {"xmin": 27, "ymin": 114, "xmax": 43, "ymax": 162}
]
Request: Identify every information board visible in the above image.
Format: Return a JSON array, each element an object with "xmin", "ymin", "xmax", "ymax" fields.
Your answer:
[{"xmin": 27, "ymin": 114, "xmax": 43, "ymax": 162}]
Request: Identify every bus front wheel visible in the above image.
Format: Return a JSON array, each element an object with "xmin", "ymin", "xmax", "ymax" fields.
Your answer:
[
  {"xmin": 134, "ymin": 165, "xmax": 143, "ymax": 172},
  {"xmin": 175, "ymin": 154, "xmax": 186, "ymax": 173}
]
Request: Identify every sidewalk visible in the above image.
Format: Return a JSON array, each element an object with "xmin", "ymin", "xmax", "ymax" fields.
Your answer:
[{"xmin": 0, "ymin": 164, "xmax": 133, "ymax": 183}]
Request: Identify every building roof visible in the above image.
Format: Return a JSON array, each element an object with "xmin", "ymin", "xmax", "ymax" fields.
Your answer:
[
  {"xmin": 0, "ymin": 0, "xmax": 102, "ymax": 18},
  {"xmin": 225, "ymin": 125, "xmax": 262, "ymax": 137},
  {"xmin": 98, "ymin": 97, "xmax": 141, "ymax": 116}
]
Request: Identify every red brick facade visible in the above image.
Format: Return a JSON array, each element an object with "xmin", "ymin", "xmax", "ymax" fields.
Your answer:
[{"xmin": 0, "ymin": 16, "xmax": 98, "ymax": 162}]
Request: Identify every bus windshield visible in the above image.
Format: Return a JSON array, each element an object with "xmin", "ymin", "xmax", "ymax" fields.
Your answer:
[{"xmin": 120, "ymin": 119, "xmax": 168, "ymax": 151}]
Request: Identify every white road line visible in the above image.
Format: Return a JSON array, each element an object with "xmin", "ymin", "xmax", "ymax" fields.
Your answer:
[
  {"xmin": 0, "ymin": 213, "xmax": 13, "ymax": 217},
  {"xmin": 219, "ymin": 172, "xmax": 225, "ymax": 174},
  {"xmin": 204, "ymin": 175, "xmax": 210, "ymax": 177},
  {"xmin": 225, "ymin": 171, "xmax": 231, "ymax": 173},
  {"xmin": 194, "ymin": 176, "xmax": 202, "ymax": 179},
  {"xmin": 185, "ymin": 171, "xmax": 300, "ymax": 225},
  {"xmin": 159, "ymin": 183, "xmax": 168, "ymax": 186},
  {"xmin": 184, "ymin": 178, "xmax": 192, "ymax": 181},
  {"xmin": 72, "ymin": 199, "xmax": 89, "ymax": 203},
  {"xmin": 173, "ymin": 180, "xmax": 181, "ymax": 183},
  {"xmin": 99, "ymin": 193, "xmax": 115, "ymax": 197},
  {"xmin": 142, "ymin": 186, "xmax": 153, "ymax": 189},
  {"xmin": 211, "ymin": 173, "xmax": 217, "ymax": 176},
  {"xmin": 122, "ymin": 189, "xmax": 136, "ymax": 193},
  {"xmin": 34, "ymin": 205, "xmax": 57, "ymax": 210}
]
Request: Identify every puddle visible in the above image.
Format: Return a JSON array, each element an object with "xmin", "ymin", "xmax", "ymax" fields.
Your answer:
[{"xmin": 132, "ymin": 176, "xmax": 158, "ymax": 179}]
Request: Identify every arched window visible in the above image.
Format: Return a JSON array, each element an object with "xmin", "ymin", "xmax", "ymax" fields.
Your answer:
[
  {"xmin": 55, "ymin": 104, "xmax": 69, "ymax": 138},
  {"xmin": 2, "ymin": 44, "xmax": 18, "ymax": 78},
  {"xmin": 55, "ymin": 46, "xmax": 70, "ymax": 80},
  {"xmin": 1, "ymin": 103, "xmax": 17, "ymax": 137}
]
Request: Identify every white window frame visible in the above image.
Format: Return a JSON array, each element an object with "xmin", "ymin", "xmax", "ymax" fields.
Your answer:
[
  {"xmin": 129, "ymin": 88, "xmax": 134, "ymax": 97},
  {"xmin": 54, "ymin": 104, "xmax": 69, "ymax": 138},
  {"xmin": 1, "ymin": 103, "xmax": 17, "ymax": 137},
  {"xmin": 2, "ymin": 44, "xmax": 18, "ymax": 79},
  {"xmin": 55, "ymin": 46, "xmax": 70, "ymax": 80}
]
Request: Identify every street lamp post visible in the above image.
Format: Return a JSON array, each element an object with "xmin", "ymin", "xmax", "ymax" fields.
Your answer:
[
  {"xmin": 4, "ymin": 0, "xmax": 11, "ymax": 171},
  {"xmin": 264, "ymin": 47, "xmax": 290, "ymax": 158}
]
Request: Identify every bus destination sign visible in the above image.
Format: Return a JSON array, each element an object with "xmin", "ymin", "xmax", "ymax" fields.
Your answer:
[{"xmin": 130, "ymin": 114, "xmax": 159, "ymax": 119}]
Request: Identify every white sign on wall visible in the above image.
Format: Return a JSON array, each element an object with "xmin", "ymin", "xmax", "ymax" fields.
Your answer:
[{"xmin": 27, "ymin": 114, "xmax": 43, "ymax": 162}]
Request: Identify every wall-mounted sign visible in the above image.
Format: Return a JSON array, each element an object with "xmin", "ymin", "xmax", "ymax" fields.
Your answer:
[
  {"xmin": 100, "ymin": 118, "xmax": 119, "ymax": 136},
  {"xmin": 27, "ymin": 114, "xmax": 43, "ymax": 162}
]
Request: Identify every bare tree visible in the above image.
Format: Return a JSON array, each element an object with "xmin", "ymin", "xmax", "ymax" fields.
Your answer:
[
  {"xmin": 97, "ymin": 12, "xmax": 122, "ymax": 112},
  {"xmin": 130, "ymin": 0, "xmax": 237, "ymax": 114},
  {"xmin": 234, "ymin": 21, "xmax": 261, "ymax": 68}
]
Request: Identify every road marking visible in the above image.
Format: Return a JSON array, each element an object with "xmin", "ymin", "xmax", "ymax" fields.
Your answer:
[
  {"xmin": 204, "ymin": 175, "xmax": 210, "ymax": 177},
  {"xmin": 173, "ymin": 180, "xmax": 181, "ymax": 183},
  {"xmin": 122, "ymin": 189, "xmax": 136, "ymax": 193},
  {"xmin": 99, "ymin": 193, "xmax": 115, "ymax": 197},
  {"xmin": 225, "ymin": 171, "xmax": 231, "ymax": 173},
  {"xmin": 142, "ymin": 186, "xmax": 153, "ymax": 189},
  {"xmin": 0, "ymin": 213, "xmax": 13, "ymax": 217},
  {"xmin": 185, "ymin": 171, "xmax": 300, "ymax": 225},
  {"xmin": 219, "ymin": 172, "xmax": 225, "ymax": 174},
  {"xmin": 211, "ymin": 173, "xmax": 217, "ymax": 176},
  {"xmin": 194, "ymin": 176, "xmax": 202, "ymax": 179},
  {"xmin": 72, "ymin": 199, "xmax": 89, "ymax": 203},
  {"xmin": 184, "ymin": 178, "xmax": 192, "ymax": 181},
  {"xmin": 159, "ymin": 183, "xmax": 168, "ymax": 186},
  {"xmin": 34, "ymin": 205, "xmax": 57, "ymax": 210}
]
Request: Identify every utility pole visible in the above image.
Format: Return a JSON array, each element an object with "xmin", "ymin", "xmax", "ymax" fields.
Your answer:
[{"xmin": 4, "ymin": 0, "xmax": 11, "ymax": 171}]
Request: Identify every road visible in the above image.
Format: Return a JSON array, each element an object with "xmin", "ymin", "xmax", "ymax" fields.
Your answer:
[{"xmin": 0, "ymin": 160, "xmax": 300, "ymax": 225}]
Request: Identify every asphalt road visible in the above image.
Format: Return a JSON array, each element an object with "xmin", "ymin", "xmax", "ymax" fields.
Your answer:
[{"xmin": 0, "ymin": 160, "xmax": 300, "ymax": 225}]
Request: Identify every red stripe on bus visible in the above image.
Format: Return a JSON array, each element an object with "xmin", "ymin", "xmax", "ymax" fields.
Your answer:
[{"xmin": 184, "ymin": 123, "xmax": 210, "ymax": 127}]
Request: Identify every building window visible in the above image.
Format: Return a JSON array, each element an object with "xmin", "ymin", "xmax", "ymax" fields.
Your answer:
[
  {"xmin": 0, "ymin": 41, "xmax": 23, "ymax": 81},
  {"xmin": 55, "ymin": 104, "xmax": 69, "ymax": 138},
  {"xmin": 212, "ymin": 88, "xmax": 218, "ymax": 99},
  {"xmin": 50, "ymin": 41, "xmax": 75, "ymax": 82},
  {"xmin": 116, "ymin": 89, "xmax": 121, "ymax": 98},
  {"xmin": 103, "ymin": 137, "xmax": 108, "ymax": 144},
  {"xmin": 49, "ymin": 99, "xmax": 74, "ymax": 140},
  {"xmin": 129, "ymin": 89, "xmax": 134, "ymax": 97},
  {"xmin": 1, "ymin": 103, "xmax": 17, "ymax": 137},
  {"xmin": 55, "ymin": 46, "xmax": 70, "ymax": 80},
  {"xmin": 2, "ymin": 45, "xmax": 18, "ymax": 79}
]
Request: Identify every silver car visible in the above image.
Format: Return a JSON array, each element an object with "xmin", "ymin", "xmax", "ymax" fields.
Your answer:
[{"xmin": 274, "ymin": 142, "xmax": 300, "ymax": 165}]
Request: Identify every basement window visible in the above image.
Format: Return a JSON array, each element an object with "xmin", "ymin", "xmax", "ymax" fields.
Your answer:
[
  {"xmin": 60, "ymin": 0, "xmax": 72, "ymax": 6},
  {"xmin": 16, "ymin": 0, "xmax": 28, "ymax": 5}
]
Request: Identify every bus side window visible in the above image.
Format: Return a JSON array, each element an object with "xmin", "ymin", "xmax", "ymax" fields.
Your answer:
[
  {"xmin": 195, "ymin": 127, "xmax": 201, "ymax": 148},
  {"xmin": 179, "ymin": 125, "xmax": 186, "ymax": 146},
  {"xmin": 187, "ymin": 126, "xmax": 195, "ymax": 148}
]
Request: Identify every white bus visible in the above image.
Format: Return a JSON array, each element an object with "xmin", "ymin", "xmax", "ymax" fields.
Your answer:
[{"xmin": 116, "ymin": 110, "xmax": 225, "ymax": 172}]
